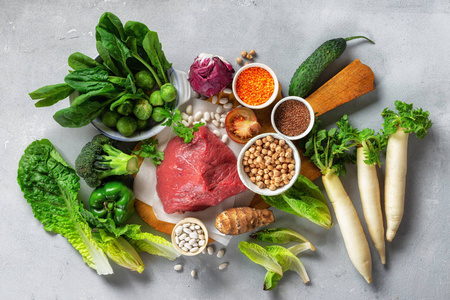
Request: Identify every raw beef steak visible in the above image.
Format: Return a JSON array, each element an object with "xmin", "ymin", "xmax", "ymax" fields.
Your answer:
[{"xmin": 156, "ymin": 126, "xmax": 247, "ymax": 214}]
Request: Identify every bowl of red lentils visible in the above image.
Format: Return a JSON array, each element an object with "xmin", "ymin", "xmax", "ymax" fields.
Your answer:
[
  {"xmin": 232, "ymin": 63, "xmax": 279, "ymax": 109},
  {"xmin": 237, "ymin": 133, "xmax": 301, "ymax": 196},
  {"xmin": 271, "ymin": 96, "xmax": 315, "ymax": 140}
]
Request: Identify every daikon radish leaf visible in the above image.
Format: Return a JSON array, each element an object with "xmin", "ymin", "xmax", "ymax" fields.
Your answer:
[{"xmin": 239, "ymin": 241, "xmax": 283, "ymax": 275}]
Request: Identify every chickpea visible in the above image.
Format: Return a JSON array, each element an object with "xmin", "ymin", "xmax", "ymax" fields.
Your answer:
[
  {"xmin": 264, "ymin": 174, "xmax": 269, "ymax": 179},
  {"xmin": 255, "ymin": 139, "xmax": 262, "ymax": 146},
  {"xmin": 256, "ymin": 175, "xmax": 262, "ymax": 182},
  {"xmin": 249, "ymin": 164, "xmax": 255, "ymax": 168},
  {"xmin": 279, "ymin": 152, "xmax": 285, "ymax": 158},
  {"xmin": 248, "ymin": 159, "xmax": 253, "ymax": 164},
  {"xmin": 261, "ymin": 149, "xmax": 268, "ymax": 155},
  {"xmin": 244, "ymin": 167, "xmax": 250, "ymax": 173},
  {"xmin": 276, "ymin": 165, "xmax": 282, "ymax": 170},
  {"xmin": 262, "ymin": 137, "xmax": 268, "ymax": 143},
  {"xmin": 286, "ymin": 148, "xmax": 293, "ymax": 153},
  {"xmin": 273, "ymin": 139, "xmax": 279, "ymax": 145},
  {"xmin": 246, "ymin": 54, "xmax": 253, "ymax": 60},
  {"xmin": 256, "ymin": 156, "xmax": 263, "ymax": 164},
  {"xmin": 243, "ymin": 160, "xmax": 248, "ymax": 166},
  {"xmin": 290, "ymin": 170, "xmax": 296, "ymax": 176},
  {"xmin": 274, "ymin": 170, "xmax": 281, "ymax": 177},
  {"xmin": 283, "ymin": 144, "xmax": 289, "ymax": 150},
  {"xmin": 283, "ymin": 179, "xmax": 290, "ymax": 185},
  {"xmin": 267, "ymin": 150, "xmax": 273, "ymax": 156},
  {"xmin": 282, "ymin": 163, "xmax": 288, "ymax": 169},
  {"xmin": 269, "ymin": 185, "xmax": 277, "ymax": 191},
  {"xmin": 279, "ymin": 157, "xmax": 285, "ymax": 163},
  {"xmin": 264, "ymin": 169, "xmax": 270, "ymax": 174},
  {"xmin": 249, "ymin": 49, "xmax": 256, "ymax": 55},
  {"xmin": 288, "ymin": 174, "xmax": 293, "ymax": 180},
  {"xmin": 251, "ymin": 168, "xmax": 258, "ymax": 174},
  {"xmin": 257, "ymin": 169, "xmax": 264, "ymax": 176},
  {"xmin": 236, "ymin": 57, "xmax": 243, "ymax": 64},
  {"xmin": 264, "ymin": 179, "xmax": 270, "ymax": 185},
  {"xmin": 257, "ymin": 182, "xmax": 265, "ymax": 189},
  {"xmin": 241, "ymin": 51, "xmax": 248, "ymax": 58},
  {"xmin": 279, "ymin": 139, "xmax": 286, "ymax": 146},
  {"xmin": 264, "ymin": 142, "xmax": 271, "ymax": 148},
  {"xmin": 275, "ymin": 146, "xmax": 282, "ymax": 153},
  {"xmin": 267, "ymin": 135, "xmax": 274, "ymax": 142},
  {"xmin": 285, "ymin": 157, "xmax": 292, "ymax": 163},
  {"xmin": 249, "ymin": 154, "xmax": 255, "ymax": 159},
  {"xmin": 250, "ymin": 176, "xmax": 256, "ymax": 183},
  {"xmin": 288, "ymin": 164, "xmax": 295, "ymax": 170},
  {"xmin": 245, "ymin": 150, "xmax": 251, "ymax": 157},
  {"xmin": 274, "ymin": 177, "xmax": 282, "ymax": 183},
  {"xmin": 281, "ymin": 169, "xmax": 287, "ymax": 174},
  {"xmin": 256, "ymin": 145, "xmax": 262, "ymax": 151},
  {"xmin": 279, "ymin": 182, "xmax": 285, "ymax": 188}
]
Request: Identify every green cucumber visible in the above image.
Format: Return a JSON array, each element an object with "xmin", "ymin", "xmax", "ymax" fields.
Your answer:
[{"xmin": 289, "ymin": 36, "xmax": 375, "ymax": 98}]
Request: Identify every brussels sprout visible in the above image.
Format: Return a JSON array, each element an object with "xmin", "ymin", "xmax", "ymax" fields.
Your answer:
[
  {"xmin": 152, "ymin": 107, "xmax": 167, "ymax": 123},
  {"xmin": 135, "ymin": 70, "xmax": 156, "ymax": 91},
  {"xmin": 116, "ymin": 116, "xmax": 137, "ymax": 136},
  {"xmin": 133, "ymin": 99, "xmax": 153, "ymax": 120},
  {"xmin": 117, "ymin": 100, "xmax": 133, "ymax": 116},
  {"xmin": 136, "ymin": 119, "xmax": 149, "ymax": 130},
  {"xmin": 160, "ymin": 83, "xmax": 177, "ymax": 103},
  {"xmin": 102, "ymin": 110, "xmax": 121, "ymax": 128},
  {"xmin": 149, "ymin": 90, "xmax": 164, "ymax": 107}
]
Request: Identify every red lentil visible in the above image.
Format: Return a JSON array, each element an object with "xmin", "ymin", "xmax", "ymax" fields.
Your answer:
[
  {"xmin": 236, "ymin": 67, "xmax": 275, "ymax": 106},
  {"xmin": 274, "ymin": 100, "xmax": 311, "ymax": 136}
]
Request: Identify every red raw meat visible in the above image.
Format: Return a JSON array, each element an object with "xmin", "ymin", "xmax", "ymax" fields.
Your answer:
[{"xmin": 156, "ymin": 126, "xmax": 247, "ymax": 214}]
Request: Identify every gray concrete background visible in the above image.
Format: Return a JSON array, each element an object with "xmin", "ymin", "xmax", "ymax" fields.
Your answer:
[{"xmin": 1, "ymin": 1, "xmax": 449, "ymax": 299}]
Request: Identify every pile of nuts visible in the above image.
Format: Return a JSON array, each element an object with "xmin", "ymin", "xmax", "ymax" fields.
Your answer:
[
  {"xmin": 173, "ymin": 221, "xmax": 206, "ymax": 254},
  {"xmin": 242, "ymin": 135, "xmax": 296, "ymax": 191}
]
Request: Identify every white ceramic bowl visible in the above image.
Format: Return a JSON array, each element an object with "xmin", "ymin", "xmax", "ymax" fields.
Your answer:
[
  {"xmin": 70, "ymin": 68, "xmax": 191, "ymax": 142},
  {"xmin": 237, "ymin": 133, "xmax": 301, "ymax": 196},
  {"xmin": 271, "ymin": 96, "xmax": 315, "ymax": 141},
  {"xmin": 232, "ymin": 63, "xmax": 279, "ymax": 109},
  {"xmin": 171, "ymin": 217, "xmax": 209, "ymax": 256}
]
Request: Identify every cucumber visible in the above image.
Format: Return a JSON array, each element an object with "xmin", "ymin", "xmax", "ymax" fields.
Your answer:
[{"xmin": 289, "ymin": 36, "xmax": 375, "ymax": 98}]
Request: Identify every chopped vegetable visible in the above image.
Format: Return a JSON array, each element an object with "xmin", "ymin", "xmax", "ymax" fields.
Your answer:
[
  {"xmin": 215, "ymin": 207, "xmax": 275, "ymax": 235},
  {"xmin": 238, "ymin": 241, "xmax": 283, "ymax": 276},
  {"xmin": 17, "ymin": 139, "xmax": 113, "ymax": 275},
  {"xmin": 132, "ymin": 137, "xmax": 165, "ymax": 167},
  {"xmin": 337, "ymin": 115, "xmax": 386, "ymax": 264},
  {"xmin": 261, "ymin": 175, "xmax": 332, "ymax": 229},
  {"xmin": 75, "ymin": 134, "xmax": 139, "ymax": 188},
  {"xmin": 89, "ymin": 181, "xmax": 135, "ymax": 225},
  {"xmin": 188, "ymin": 53, "xmax": 235, "ymax": 97},
  {"xmin": 161, "ymin": 106, "xmax": 204, "ymax": 143},
  {"xmin": 381, "ymin": 101, "xmax": 432, "ymax": 242},
  {"xmin": 250, "ymin": 228, "xmax": 312, "ymax": 245},
  {"xmin": 304, "ymin": 118, "xmax": 372, "ymax": 283}
]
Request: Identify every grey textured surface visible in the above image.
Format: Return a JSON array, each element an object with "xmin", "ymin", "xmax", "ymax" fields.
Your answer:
[{"xmin": 1, "ymin": 1, "xmax": 449, "ymax": 299}]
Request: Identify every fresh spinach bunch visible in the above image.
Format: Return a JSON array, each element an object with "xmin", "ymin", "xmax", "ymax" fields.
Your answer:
[{"xmin": 29, "ymin": 12, "xmax": 172, "ymax": 130}]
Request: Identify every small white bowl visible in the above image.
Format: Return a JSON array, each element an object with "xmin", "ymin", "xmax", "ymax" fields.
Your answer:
[
  {"xmin": 271, "ymin": 96, "xmax": 315, "ymax": 141},
  {"xmin": 237, "ymin": 133, "xmax": 301, "ymax": 196},
  {"xmin": 232, "ymin": 63, "xmax": 279, "ymax": 109},
  {"xmin": 171, "ymin": 217, "xmax": 209, "ymax": 256}
]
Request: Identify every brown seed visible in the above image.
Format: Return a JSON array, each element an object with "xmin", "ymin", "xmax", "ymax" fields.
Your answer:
[
  {"xmin": 241, "ymin": 51, "xmax": 248, "ymax": 58},
  {"xmin": 236, "ymin": 57, "xmax": 243, "ymax": 64},
  {"xmin": 249, "ymin": 49, "xmax": 256, "ymax": 55},
  {"xmin": 246, "ymin": 54, "xmax": 253, "ymax": 60}
]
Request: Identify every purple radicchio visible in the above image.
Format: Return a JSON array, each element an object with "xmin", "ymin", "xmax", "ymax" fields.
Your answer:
[{"xmin": 188, "ymin": 53, "xmax": 235, "ymax": 98}]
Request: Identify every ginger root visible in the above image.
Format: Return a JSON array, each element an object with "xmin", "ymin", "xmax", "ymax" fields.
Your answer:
[{"xmin": 215, "ymin": 207, "xmax": 275, "ymax": 235}]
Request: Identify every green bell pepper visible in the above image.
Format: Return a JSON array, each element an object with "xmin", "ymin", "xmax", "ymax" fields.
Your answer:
[{"xmin": 89, "ymin": 181, "xmax": 135, "ymax": 224}]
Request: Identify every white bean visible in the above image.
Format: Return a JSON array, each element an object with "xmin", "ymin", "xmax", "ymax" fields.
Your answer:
[
  {"xmin": 219, "ymin": 263, "xmax": 228, "ymax": 270},
  {"xmin": 175, "ymin": 236, "xmax": 179, "ymax": 244},
  {"xmin": 194, "ymin": 225, "xmax": 200, "ymax": 230},
  {"xmin": 199, "ymin": 240, "xmax": 205, "ymax": 246},
  {"xmin": 181, "ymin": 112, "xmax": 189, "ymax": 121},
  {"xmin": 191, "ymin": 270, "xmax": 197, "ymax": 278},
  {"xmin": 219, "ymin": 98, "xmax": 228, "ymax": 104},
  {"xmin": 194, "ymin": 111, "xmax": 202, "ymax": 121},
  {"xmin": 189, "ymin": 238, "xmax": 197, "ymax": 245},
  {"xmin": 175, "ymin": 226, "xmax": 183, "ymax": 235},
  {"xmin": 191, "ymin": 242, "xmax": 198, "ymax": 247},
  {"xmin": 183, "ymin": 223, "xmax": 191, "ymax": 227},
  {"xmin": 210, "ymin": 112, "xmax": 215, "ymax": 120},
  {"xmin": 198, "ymin": 234, "xmax": 205, "ymax": 240},
  {"xmin": 221, "ymin": 114, "xmax": 227, "ymax": 119},
  {"xmin": 203, "ymin": 112, "xmax": 211, "ymax": 121},
  {"xmin": 186, "ymin": 104, "xmax": 193, "ymax": 114},
  {"xmin": 179, "ymin": 233, "xmax": 187, "ymax": 240},
  {"xmin": 183, "ymin": 227, "xmax": 192, "ymax": 234},
  {"xmin": 217, "ymin": 249, "xmax": 225, "ymax": 258},
  {"xmin": 216, "ymin": 106, "xmax": 223, "ymax": 114},
  {"xmin": 215, "ymin": 113, "xmax": 221, "ymax": 121},
  {"xmin": 190, "ymin": 232, "xmax": 198, "ymax": 239},
  {"xmin": 212, "ymin": 120, "xmax": 220, "ymax": 128},
  {"xmin": 207, "ymin": 246, "xmax": 215, "ymax": 255},
  {"xmin": 174, "ymin": 264, "xmax": 183, "ymax": 271},
  {"xmin": 223, "ymin": 88, "xmax": 232, "ymax": 94},
  {"xmin": 181, "ymin": 120, "xmax": 189, "ymax": 127},
  {"xmin": 182, "ymin": 247, "xmax": 188, "ymax": 252},
  {"xmin": 187, "ymin": 116, "xmax": 194, "ymax": 125},
  {"xmin": 179, "ymin": 240, "xmax": 185, "ymax": 247},
  {"xmin": 212, "ymin": 95, "xmax": 218, "ymax": 104},
  {"xmin": 221, "ymin": 135, "xmax": 228, "ymax": 143},
  {"xmin": 213, "ymin": 130, "xmax": 220, "ymax": 137},
  {"xmin": 219, "ymin": 117, "xmax": 226, "ymax": 123},
  {"xmin": 220, "ymin": 122, "xmax": 225, "ymax": 128},
  {"xmin": 202, "ymin": 248, "xmax": 207, "ymax": 254},
  {"xmin": 185, "ymin": 243, "xmax": 192, "ymax": 250},
  {"xmin": 223, "ymin": 103, "xmax": 233, "ymax": 109},
  {"xmin": 190, "ymin": 247, "xmax": 199, "ymax": 253}
]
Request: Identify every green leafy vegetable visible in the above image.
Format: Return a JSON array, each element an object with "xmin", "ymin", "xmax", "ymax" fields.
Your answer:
[
  {"xmin": 381, "ymin": 100, "xmax": 433, "ymax": 139},
  {"xmin": 261, "ymin": 175, "xmax": 332, "ymax": 229},
  {"xmin": 238, "ymin": 241, "xmax": 283, "ymax": 276},
  {"xmin": 64, "ymin": 67, "xmax": 111, "ymax": 93},
  {"xmin": 250, "ymin": 228, "xmax": 312, "ymax": 245},
  {"xmin": 68, "ymin": 52, "xmax": 104, "ymax": 71},
  {"xmin": 132, "ymin": 137, "xmax": 165, "ymax": 167},
  {"xmin": 142, "ymin": 30, "xmax": 172, "ymax": 84},
  {"xmin": 161, "ymin": 106, "xmax": 204, "ymax": 143},
  {"xmin": 264, "ymin": 245, "xmax": 310, "ymax": 290},
  {"xmin": 29, "ymin": 83, "xmax": 74, "ymax": 107},
  {"xmin": 17, "ymin": 139, "xmax": 113, "ymax": 275}
]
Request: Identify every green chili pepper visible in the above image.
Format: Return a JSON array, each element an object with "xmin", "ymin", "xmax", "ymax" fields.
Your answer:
[{"xmin": 89, "ymin": 181, "xmax": 135, "ymax": 224}]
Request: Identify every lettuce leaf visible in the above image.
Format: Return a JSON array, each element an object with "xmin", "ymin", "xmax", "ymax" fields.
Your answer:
[
  {"xmin": 17, "ymin": 139, "xmax": 113, "ymax": 275},
  {"xmin": 262, "ymin": 175, "xmax": 332, "ymax": 229}
]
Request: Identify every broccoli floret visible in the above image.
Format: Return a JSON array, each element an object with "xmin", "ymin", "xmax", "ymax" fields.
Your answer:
[{"xmin": 75, "ymin": 134, "xmax": 139, "ymax": 188}]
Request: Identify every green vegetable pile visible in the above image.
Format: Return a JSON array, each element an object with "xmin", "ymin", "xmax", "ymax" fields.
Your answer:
[
  {"xmin": 29, "ymin": 12, "xmax": 181, "ymax": 137},
  {"xmin": 17, "ymin": 139, "xmax": 179, "ymax": 275}
]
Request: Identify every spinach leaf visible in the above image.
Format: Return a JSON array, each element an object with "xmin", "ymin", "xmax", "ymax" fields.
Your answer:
[
  {"xmin": 96, "ymin": 12, "xmax": 126, "ymax": 42},
  {"xmin": 124, "ymin": 21, "xmax": 150, "ymax": 46},
  {"xmin": 68, "ymin": 52, "xmax": 104, "ymax": 71},
  {"xmin": 96, "ymin": 41, "xmax": 121, "ymax": 76},
  {"xmin": 17, "ymin": 139, "xmax": 113, "ymax": 275},
  {"xmin": 64, "ymin": 67, "xmax": 110, "ymax": 93},
  {"xmin": 142, "ymin": 31, "xmax": 171, "ymax": 84},
  {"xmin": 96, "ymin": 26, "xmax": 133, "ymax": 76},
  {"xmin": 262, "ymin": 175, "xmax": 332, "ymax": 229},
  {"xmin": 29, "ymin": 83, "xmax": 74, "ymax": 107},
  {"xmin": 109, "ymin": 92, "xmax": 145, "ymax": 111},
  {"xmin": 54, "ymin": 95, "xmax": 116, "ymax": 127},
  {"xmin": 71, "ymin": 84, "xmax": 117, "ymax": 106}
]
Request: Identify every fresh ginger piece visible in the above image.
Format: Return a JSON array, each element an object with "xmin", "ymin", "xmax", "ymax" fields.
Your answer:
[{"xmin": 215, "ymin": 207, "xmax": 275, "ymax": 235}]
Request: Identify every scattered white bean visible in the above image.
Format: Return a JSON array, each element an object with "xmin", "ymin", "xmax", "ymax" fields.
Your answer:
[
  {"xmin": 203, "ymin": 112, "xmax": 211, "ymax": 121},
  {"xmin": 221, "ymin": 135, "xmax": 228, "ymax": 143},
  {"xmin": 181, "ymin": 112, "xmax": 189, "ymax": 121},
  {"xmin": 223, "ymin": 88, "xmax": 232, "ymax": 94},
  {"xmin": 207, "ymin": 245, "xmax": 215, "ymax": 255},
  {"xmin": 190, "ymin": 247, "xmax": 199, "ymax": 253},
  {"xmin": 212, "ymin": 95, "xmax": 218, "ymax": 104},
  {"xmin": 215, "ymin": 113, "xmax": 221, "ymax": 121},
  {"xmin": 194, "ymin": 111, "xmax": 202, "ymax": 121},
  {"xmin": 200, "ymin": 118, "xmax": 206, "ymax": 124},
  {"xmin": 217, "ymin": 249, "xmax": 225, "ymax": 258},
  {"xmin": 220, "ymin": 122, "xmax": 225, "ymax": 128},
  {"xmin": 174, "ymin": 264, "xmax": 183, "ymax": 271},
  {"xmin": 219, "ymin": 263, "xmax": 228, "ymax": 270},
  {"xmin": 219, "ymin": 98, "xmax": 228, "ymax": 105},
  {"xmin": 212, "ymin": 120, "xmax": 220, "ymax": 128},
  {"xmin": 181, "ymin": 120, "xmax": 189, "ymax": 127},
  {"xmin": 191, "ymin": 270, "xmax": 197, "ymax": 278},
  {"xmin": 219, "ymin": 117, "xmax": 226, "ymax": 123},
  {"xmin": 221, "ymin": 114, "xmax": 227, "ymax": 119},
  {"xmin": 186, "ymin": 104, "xmax": 193, "ymax": 114},
  {"xmin": 202, "ymin": 248, "xmax": 207, "ymax": 254},
  {"xmin": 187, "ymin": 116, "xmax": 194, "ymax": 125},
  {"xmin": 213, "ymin": 130, "xmax": 220, "ymax": 137},
  {"xmin": 223, "ymin": 103, "xmax": 233, "ymax": 109},
  {"xmin": 216, "ymin": 106, "xmax": 223, "ymax": 114},
  {"xmin": 210, "ymin": 112, "xmax": 215, "ymax": 120}
]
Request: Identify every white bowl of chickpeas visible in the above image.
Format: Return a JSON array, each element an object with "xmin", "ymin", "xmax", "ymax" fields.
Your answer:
[{"xmin": 237, "ymin": 133, "xmax": 301, "ymax": 196}]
